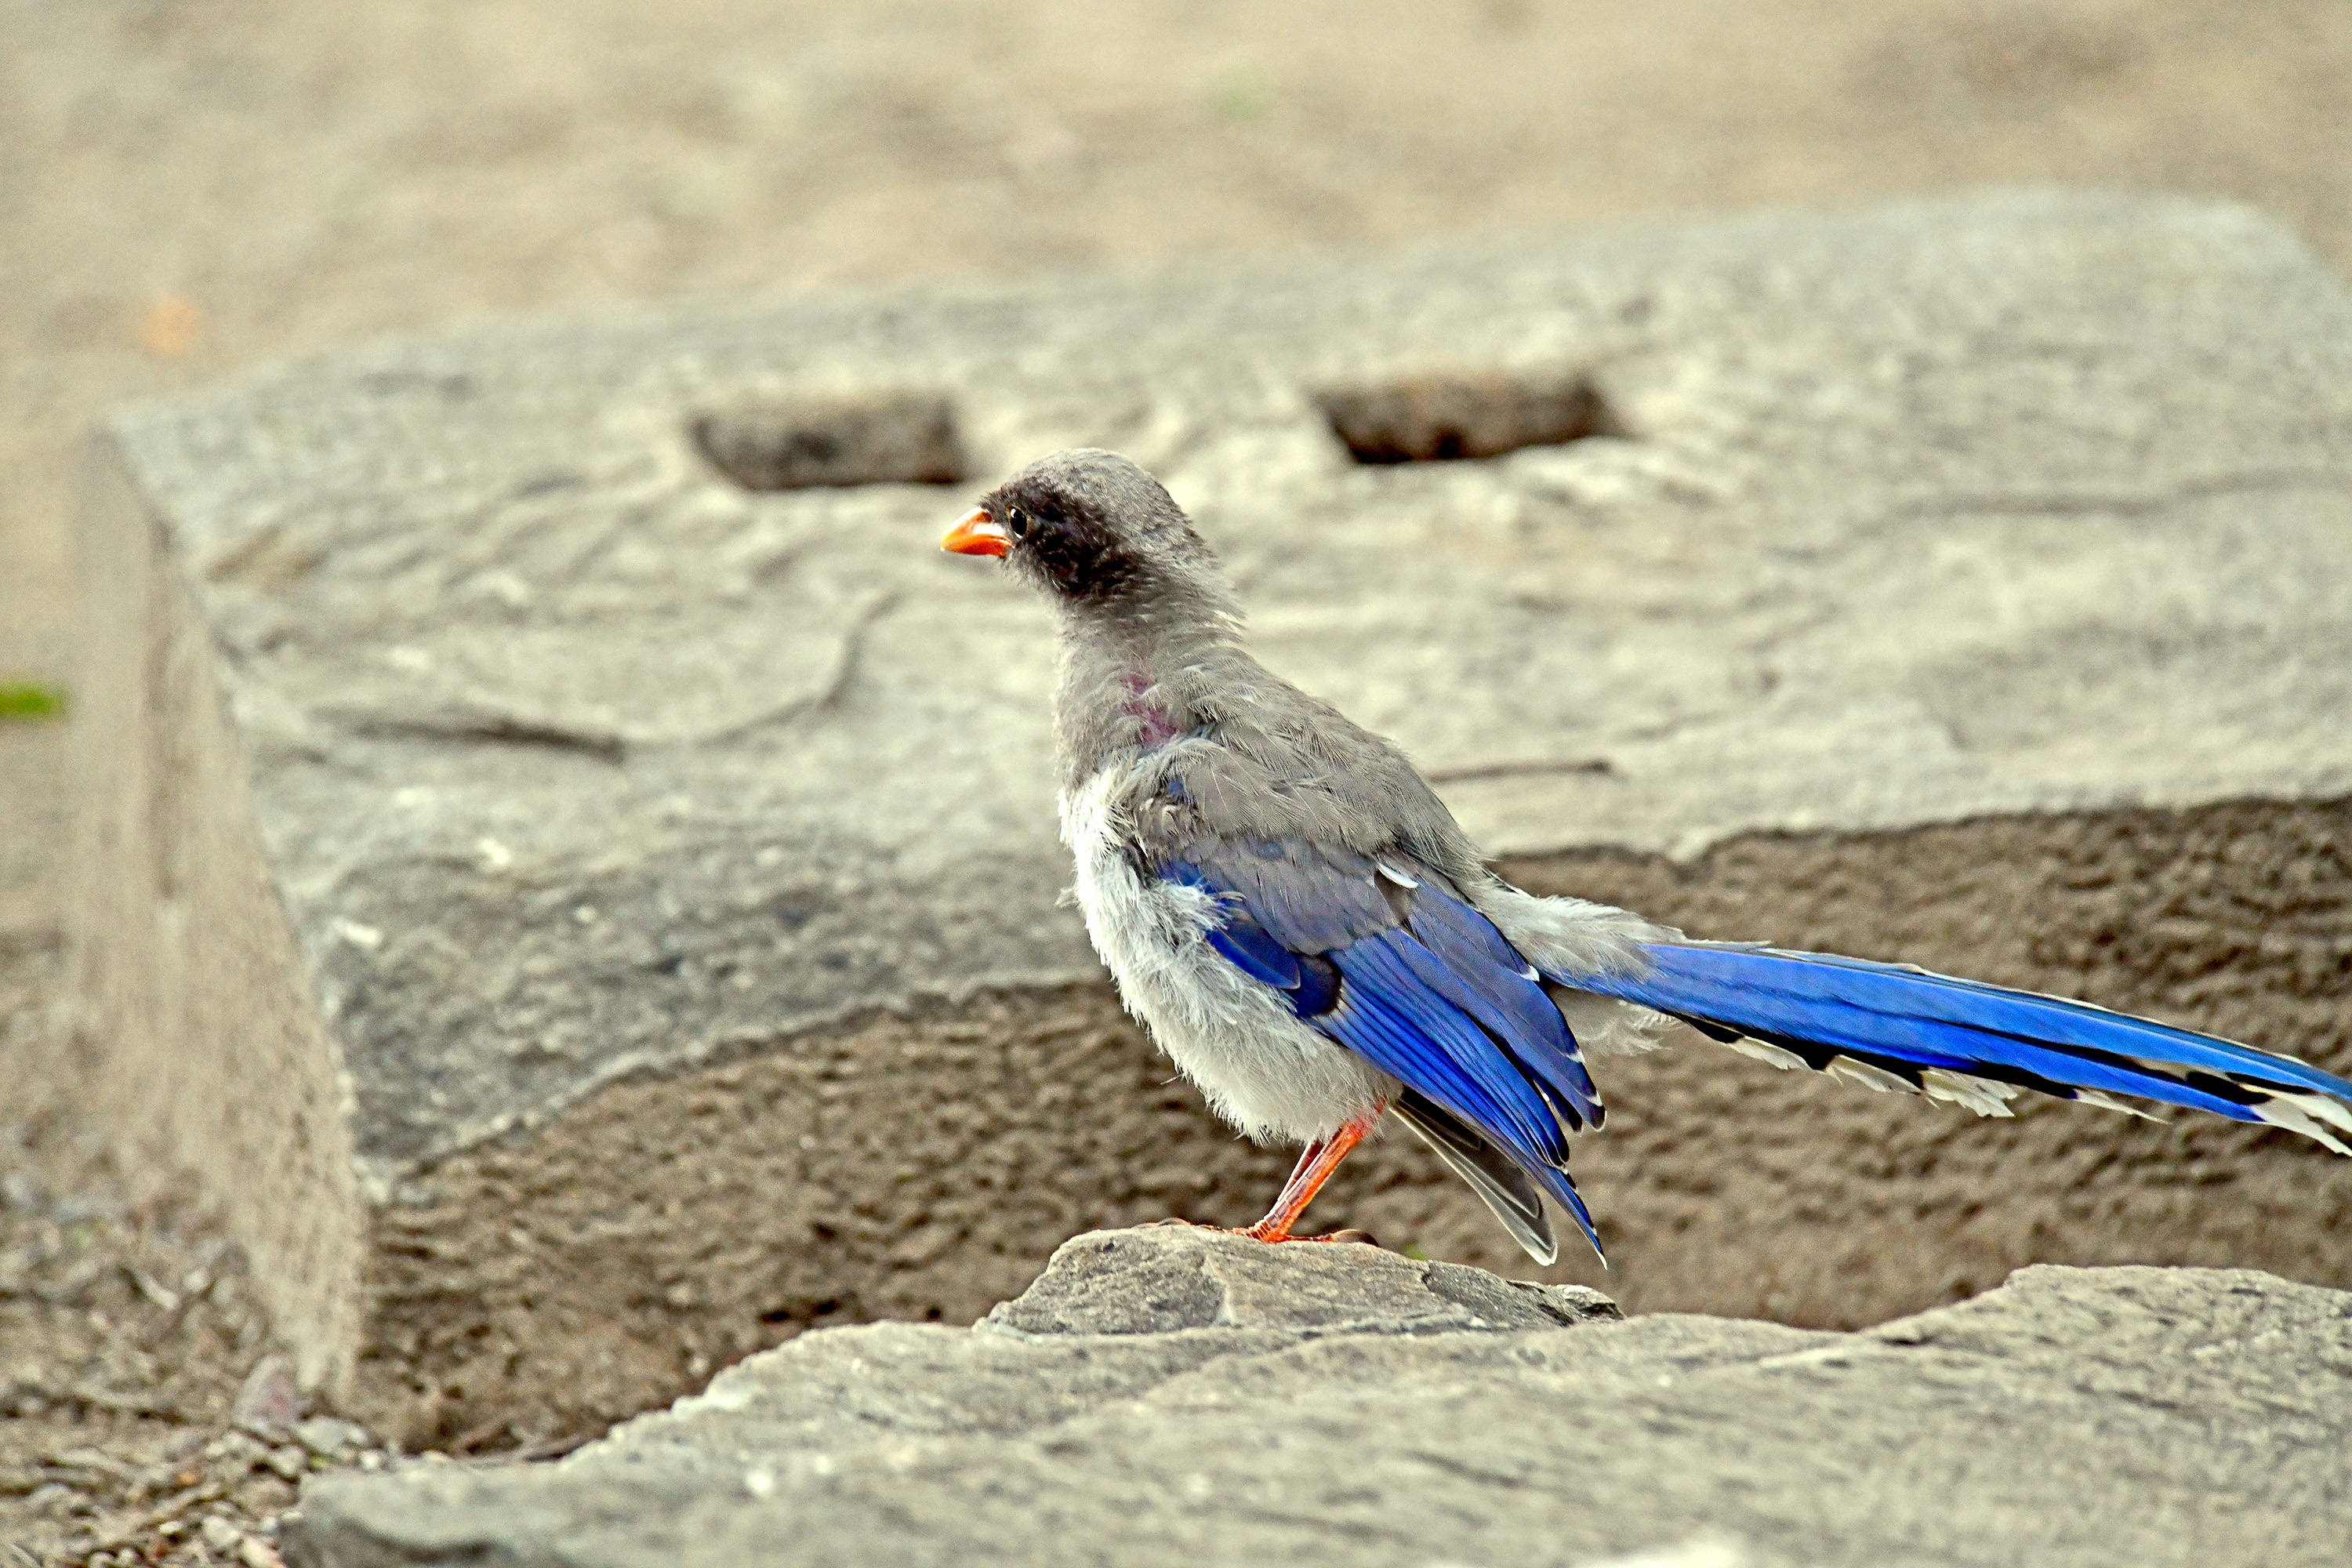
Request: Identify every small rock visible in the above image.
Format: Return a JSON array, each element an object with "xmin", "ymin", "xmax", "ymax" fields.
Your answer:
[
  {"xmin": 230, "ymin": 1354, "xmax": 301, "ymax": 1436},
  {"xmin": 3, "ymin": 1370, "xmax": 51, "ymax": 1417},
  {"xmin": 1588, "ymin": 1540, "xmax": 1752, "ymax": 1568},
  {"xmin": 294, "ymin": 1414, "xmax": 369, "ymax": 1457},
  {"xmin": 51, "ymin": 1190, "xmax": 122, "ymax": 1225},
  {"xmin": 987, "ymin": 1226, "xmax": 1620, "ymax": 1337},
  {"xmin": 201, "ymin": 1515, "xmax": 245, "ymax": 1553},
  {"xmin": 0, "ymin": 1167, "xmax": 45, "ymax": 1211},
  {"xmin": 263, "ymin": 1445, "xmax": 309, "ymax": 1481},
  {"xmin": 48, "ymin": 1444, "xmax": 140, "ymax": 1483}
]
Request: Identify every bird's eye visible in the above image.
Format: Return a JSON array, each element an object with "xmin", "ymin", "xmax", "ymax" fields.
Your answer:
[{"xmin": 1004, "ymin": 504, "xmax": 1032, "ymax": 541}]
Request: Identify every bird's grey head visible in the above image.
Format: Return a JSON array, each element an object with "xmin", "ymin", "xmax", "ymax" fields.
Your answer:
[{"xmin": 941, "ymin": 449, "xmax": 1232, "ymax": 632}]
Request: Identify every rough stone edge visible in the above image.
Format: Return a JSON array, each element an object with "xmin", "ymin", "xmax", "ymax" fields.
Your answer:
[
  {"xmin": 65, "ymin": 429, "xmax": 365, "ymax": 1396},
  {"xmin": 975, "ymin": 1228, "xmax": 1628, "ymax": 1339}
]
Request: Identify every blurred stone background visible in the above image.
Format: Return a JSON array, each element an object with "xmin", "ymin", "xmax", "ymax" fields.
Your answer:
[{"xmin": 5, "ymin": 0, "xmax": 2351, "ymax": 751}]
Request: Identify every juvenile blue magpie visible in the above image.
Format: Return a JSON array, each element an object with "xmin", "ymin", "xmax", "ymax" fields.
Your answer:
[{"xmin": 942, "ymin": 448, "xmax": 2352, "ymax": 1264}]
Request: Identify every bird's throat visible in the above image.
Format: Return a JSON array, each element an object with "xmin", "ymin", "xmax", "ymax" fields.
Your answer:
[
  {"xmin": 1120, "ymin": 670, "xmax": 1181, "ymax": 750},
  {"xmin": 1051, "ymin": 607, "xmax": 1242, "ymax": 786}
]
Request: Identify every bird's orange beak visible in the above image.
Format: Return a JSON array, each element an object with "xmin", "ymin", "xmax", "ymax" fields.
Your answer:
[{"xmin": 941, "ymin": 505, "xmax": 1010, "ymax": 557}]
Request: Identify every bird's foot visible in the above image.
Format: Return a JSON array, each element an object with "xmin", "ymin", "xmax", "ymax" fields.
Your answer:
[{"xmin": 1145, "ymin": 1105, "xmax": 1388, "ymax": 1248}]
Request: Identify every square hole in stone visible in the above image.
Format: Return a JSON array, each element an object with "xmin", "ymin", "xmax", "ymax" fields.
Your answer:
[
  {"xmin": 1319, "ymin": 372, "xmax": 1628, "ymax": 465},
  {"xmin": 692, "ymin": 392, "xmax": 967, "ymax": 491}
]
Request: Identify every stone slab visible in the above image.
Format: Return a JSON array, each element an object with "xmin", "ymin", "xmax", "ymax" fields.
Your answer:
[
  {"xmin": 67, "ymin": 193, "xmax": 2352, "ymax": 1428},
  {"xmin": 281, "ymin": 1229, "xmax": 2352, "ymax": 1568}
]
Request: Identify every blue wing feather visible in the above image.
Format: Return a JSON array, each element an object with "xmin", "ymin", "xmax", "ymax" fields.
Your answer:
[
  {"xmin": 1519, "ymin": 1160, "xmax": 1601, "ymax": 1254},
  {"xmin": 1312, "ymin": 982, "xmax": 1602, "ymax": 1258},
  {"xmin": 1154, "ymin": 847, "xmax": 1606, "ymax": 1258},
  {"xmin": 1203, "ymin": 924, "xmax": 1299, "ymax": 990},
  {"xmin": 1329, "ymin": 935, "xmax": 1566, "ymax": 1162},
  {"xmin": 1163, "ymin": 860, "xmax": 1312, "ymax": 996},
  {"xmin": 1316, "ymin": 985, "xmax": 1516, "ymax": 1145},
  {"xmin": 1385, "ymin": 924, "xmax": 1601, "ymax": 1130}
]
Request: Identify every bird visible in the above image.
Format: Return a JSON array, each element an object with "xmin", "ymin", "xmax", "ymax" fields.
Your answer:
[{"xmin": 940, "ymin": 447, "xmax": 2352, "ymax": 1265}]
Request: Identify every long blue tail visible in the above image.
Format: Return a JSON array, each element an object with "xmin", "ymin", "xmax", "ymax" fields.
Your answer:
[{"xmin": 1566, "ymin": 942, "xmax": 2352, "ymax": 1151}]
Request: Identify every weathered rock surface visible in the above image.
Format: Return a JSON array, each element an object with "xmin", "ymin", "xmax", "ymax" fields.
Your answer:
[
  {"xmin": 65, "ymin": 193, "xmax": 2352, "ymax": 1436},
  {"xmin": 982, "ymin": 1223, "xmax": 1624, "ymax": 1338},
  {"xmin": 283, "ymin": 1229, "xmax": 2352, "ymax": 1568}
]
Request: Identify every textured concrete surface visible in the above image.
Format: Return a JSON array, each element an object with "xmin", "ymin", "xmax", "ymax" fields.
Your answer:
[
  {"xmin": 281, "ymin": 1227, "xmax": 2352, "ymax": 1568},
  {"xmin": 68, "ymin": 193, "xmax": 2352, "ymax": 1438}
]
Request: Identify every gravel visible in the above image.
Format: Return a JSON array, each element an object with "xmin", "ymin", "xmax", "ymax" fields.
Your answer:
[{"xmin": 0, "ymin": 1112, "xmax": 401, "ymax": 1566}]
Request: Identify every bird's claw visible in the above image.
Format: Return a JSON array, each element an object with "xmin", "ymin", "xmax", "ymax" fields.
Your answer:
[
  {"xmin": 1315, "ymin": 1228, "xmax": 1381, "ymax": 1247},
  {"xmin": 1147, "ymin": 1217, "xmax": 1381, "ymax": 1248}
]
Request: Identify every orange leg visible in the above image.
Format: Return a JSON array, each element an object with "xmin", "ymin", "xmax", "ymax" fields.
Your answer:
[{"xmin": 1241, "ymin": 1102, "xmax": 1386, "ymax": 1243}]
